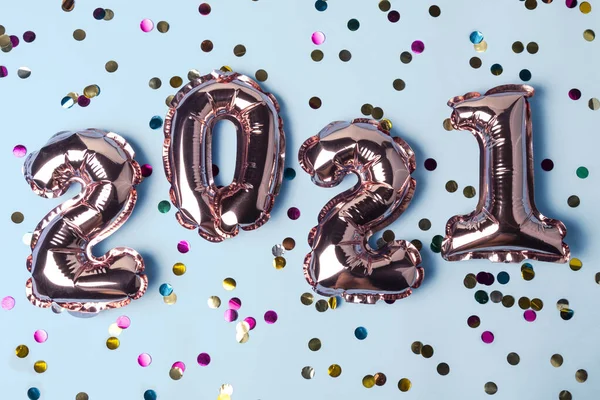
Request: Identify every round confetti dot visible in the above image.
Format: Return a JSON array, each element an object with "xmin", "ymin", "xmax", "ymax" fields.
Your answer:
[
  {"xmin": 73, "ymin": 29, "xmax": 86, "ymax": 41},
  {"xmin": 143, "ymin": 390, "xmax": 157, "ymax": 400},
  {"xmin": 526, "ymin": 42, "xmax": 539, "ymax": 53},
  {"xmin": 149, "ymin": 77, "xmax": 162, "ymax": 89},
  {"xmin": 374, "ymin": 372, "xmax": 387, "ymax": 386},
  {"xmin": 244, "ymin": 317, "xmax": 257, "ymax": 330},
  {"xmin": 300, "ymin": 292, "xmax": 314, "ymax": 305},
  {"xmin": 464, "ymin": 273, "xmax": 477, "ymax": 289},
  {"xmin": 11, "ymin": 211, "xmax": 24, "ymax": 224},
  {"xmin": 588, "ymin": 98, "xmax": 600, "ymax": 110},
  {"xmin": 0, "ymin": 66, "xmax": 7, "ymax": 78},
  {"xmin": 309, "ymin": 96, "xmax": 322, "ymax": 109},
  {"xmin": 484, "ymin": 382, "xmax": 498, "ymax": 395},
  {"xmin": 525, "ymin": 0, "xmax": 538, "ymax": 9},
  {"xmin": 557, "ymin": 298, "xmax": 570, "ymax": 310},
  {"xmin": 363, "ymin": 375, "xmax": 376, "ymax": 388},
  {"xmin": 170, "ymin": 76, "xmax": 183, "ymax": 88},
  {"xmin": 103, "ymin": 9, "xmax": 114, "ymax": 21},
  {"xmin": 569, "ymin": 88, "xmax": 582, "ymax": 100},
  {"xmin": 380, "ymin": 119, "xmax": 392, "ymax": 131},
  {"xmin": 158, "ymin": 201, "xmax": 171, "ymax": 213},
  {"xmin": 315, "ymin": 299, "xmax": 328, "ymax": 312},
  {"xmin": 172, "ymin": 361, "xmax": 186, "ymax": 373},
  {"xmin": 388, "ymin": 10, "xmax": 400, "ymax": 22},
  {"xmin": 172, "ymin": 262, "xmax": 186, "ymax": 276},
  {"xmin": 551, "ymin": 354, "xmax": 564, "ymax": 367},
  {"xmin": 567, "ymin": 195, "xmax": 580, "ymax": 208},
  {"xmin": 315, "ymin": 0, "xmax": 327, "ymax": 11},
  {"xmin": 283, "ymin": 168, "xmax": 296, "ymax": 180},
  {"xmin": 421, "ymin": 344, "xmax": 434, "ymax": 358},
  {"xmin": 559, "ymin": 390, "xmax": 573, "ymax": 400},
  {"xmin": 481, "ymin": 331, "xmax": 494, "ymax": 344},
  {"xmin": 524, "ymin": 309, "xmax": 537, "ymax": 322},
  {"xmin": 311, "ymin": 31, "xmax": 325, "ymax": 45},
  {"xmin": 302, "ymin": 366, "xmax": 315, "ymax": 379},
  {"xmin": 287, "ymin": 207, "xmax": 300, "ymax": 220},
  {"xmin": 519, "ymin": 69, "xmax": 532, "ymax": 81},
  {"xmin": 264, "ymin": 310, "xmax": 278, "ymax": 324},
  {"xmin": 418, "ymin": 218, "xmax": 431, "ymax": 231},
  {"xmin": 565, "ymin": 0, "xmax": 576, "ymax": 8},
  {"xmin": 576, "ymin": 369, "xmax": 588, "ymax": 383},
  {"xmin": 228, "ymin": 297, "xmax": 242, "ymax": 310},
  {"xmin": 2, "ymin": 296, "xmax": 15, "ymax": 310},
  {"xmin": 273, "ymin": 256, "xmax": 286, "ymax": 270},
  {"xmin": 531, "ymin": 298, "xmax": 544, "ymax": 311},
  {"xmin": 140, "ymin": 19, "xmax": 154, "ymax": 32},
  {"xmin": 201, "ymin": 40, "xmax": 213, "ymax": 52},
  {"xmin": 347, "ymin": 19, "xmax": 360, "ymax": 31},
  {"xmin": 23, "ymin": 31, "xmax": 36, "ymax": 43},
  {"xmin": 372, "ymin": 107, "xmax": 384, "ymax": 119},
  {"xmin": 272, "ymin": 244, "xmax": 285, "ymax": 257},
  {"xmin": 93, "ymin": 7, "xmax": 106, "ymax": 20},
  {"xmin": 583, "ymin": 29, "xmax": 595, "ymax": 41},
  {"xmin": 138, "ymin": 354, "xmax": 152, "ymax": 367},
  {"xmin": 17, "ymin": 67, "xmax": 31, "ymax": 79},
  {"xmin": 163, "ymin": 292, "xmax": 177, "ymax": 305},
  {"xmin": 33, "ymin": 360, "xmax": 47, "ymax": 373},
  {"xmin": 400, "ymin": 51, "xmax": 412, "ymax": 64},
  {"xmin": 518, "ymin": 296, "xmax": 531, "ymax": 309},
  {"xmin": 429, "ymin": 5, "xmax": 441, "ymax": 17},
  {"xmin": 223, "ymin": 277, "xmax": 236, "ymax": 290},
  {"xmin": 437, "ymin": 363, "xmax": 450, "ymax": 376},
  {"xmin": 424, "ymin": 158, "xmax": 437, "ymax": 171},
  {"xmin": 468, "ymin": 315, "xmax": 481, "ymax": 328},
  {"xmin": 177, "ymin": 240, "xmax": 190, "ymax": 253},
  {"xmin": 160, "ymin": 283, "xmax": 173, "ymax": 297},
  {"xmin": 208, "ymin": 296, "xmax": 221, "ymax": 308},
  {"xmin": 463, "ymin": 185, "xmax": 476, "ymax": 198},
  {"xmin": 33, "ymin": 330, "xmax": 47, "ymax": 343},
  {"xmin": 497, "ymin": 271, "xmax": 510, "ymax": 284},
  {"xmin": 490, "ymin": 63, "xmax": 503, "ymax": 76},
  {"xmin": 106, "ymin": 337, "xmax": 120, "ymax": 350},
  {"xmin": 354, "ymin": 326, "xmax": 368, "ymax": 340},
  {"xmin": 233, "ymin": 44, "xmax": 246, "ymax": 57},
  {"xmin": 541, "ymin": 159, "xmax": 554, "ymax": 171},
  {"xmin": 169, "ymin": 367, "xmax": 183, "ymax": 380},
  {"xmin": 311, "ymin": 50, "xmax": 324, "ymax": 62},
  {"xmin": 75, "ymin": 393, "xmax": 89, "ymax": 400},
  {"xmin": 569, "ymin": 258, "xmax": 583, "ymax": 271},
  {"xmin": 339, "ymin": 49, "xmax": 352, "ymax": 62},
  {"xmin": 108, "ymin": 323, "xmax": 122, "ymax": 337},
  {"xmin": 27, "ymin": 388, "xmax": 40, "ymax": 400},
  {"xmin": 502, "ymin": 295, "xmax": 515, "ymax": 308},
  {"xmin": 393, "ymin": 79, "xmax": 406, "ymax": 91},
  {"xmin": 512, "ymin": 41, "xmax": 524, "ymax": 53},
  {"xmin": 149, "ymin": 116, "xmax": 163, "ymax": 130},
  {"xmin": 560, "ymin": 308, "xmax": 575, "ymax": 320},
  {"xmin": 105, "ymin": 60, "xmax": 118, "ymax": 73},
  {"xmin": 576, "ymin": 166, "xmax": 589, "ymax": 179},
  {"xmin": 328, "ymin": 364, "xmax": 342, "ymax": 377},
  {"xmin": 580, "ymin": 1, "xmax": 592, "ymax": 12},
  {"xmin": 77, "ymin": 96, "xmax": 90, "ymax": 107},
  {"xmin": 445, "ymin": 180, "xmax": 458, "ymax": 193},
  {"xmin": 16, "ymin": 344, "xmax": 29, "ymax": 358},
  {"xmin": 411, "ymin": 40, "xmax": 425, "ymax": 54},
  {"xmin": 507, "ymin": 352, "xmax": 520, "ymax": 365},
  {"xmin": 12, "ymin": 144, "xmax": 27, "ymax": 158},
  {"xmin": 255, "ymin": 69, "xmax": 268, "ymax": 82},
  {"xmin": 197, "ymin": 352, "xmax": 211, "ymax": 366},
  {"xmin": 379, "ymin": 1, "xmax": 391, "ymax": 11},
  {"xmin": 411, "ymin": 341, "xmax": 423, "ymax": 355},
  {"xmin": 475, "ymin": 290, "xmax": 489, "ymax": 304},
  {"xmin": 521, "ymin": 262, "xmax": 535, "ymax": 280},
  {"xmin": 398, "ymin": 378, "xmax": 412, "ymax": 392},
  {"xmin": 23, "ymin": 232, "xmax": 32, "ymax": 246},
  {"xmin": 470, "ymin": 57, "xmax": 482, "ymax": 69},
  {"xmin": 308, "ymin": 338, "xmax": 321, "ymax": 351},
  {"xmin": 116, "ymin": 315, "xmax": 130, "ymax": 329},
  {"xmin": 470, "ymin": 31, "xmax": 484, "ymax": 44},
  {"xmin": 83, "ymin": 84, "xmax": 100, "ymax": 99},
  {"xmin": 199, "ymin": 3, "xmax": 211, "ymax": 15},
  {"xmin": 474, "ymin": 40, "xmax": 488, "ymax": 52}
]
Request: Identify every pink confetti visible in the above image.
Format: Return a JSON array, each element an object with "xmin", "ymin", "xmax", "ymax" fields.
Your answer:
[
  {"xmin": 264, "ymin": 310, "xmax": 278, "ymax": 324},
  {"xmin": 1, "ymin": 296, "xmax": 15, "ymax": 310},
  {"xmin": 311, "ymin": 31, "xmax": 325, "ymax": 45},
  {"xmin": 411, "ymin": 40, "xmax": 425, "ymax": 54},
  {"xmin": 177, "ymin": 240, "xmax": 190, "ymax": 253},
  {"xmin": 140, "ymin": 19, "xmax": 154, "ymax": 32},
  {"xmin": 224, "ymin": 309, "xmax": 238, "ymax": 322},
  {"xmin": 138, "ymin": 353, "xmax": 152, "ymax": 367},
  {"xmin": 141, "ymin": 164, "xmax": 153, "ymax": 177},
  {"xmin": 524, "ymin": 310, "xmax": 537, "ymax": 322},
  {"xmin": 197, "ymin": 352, "xmax": 211, "ymax": 366},
  {"xmin": 229, "ymin": 297, "xmax": 242, "ymax": 310},
  {"xmin": 172, "ymin": 361, "xmax": 186, "ymax": 372},
  {"xmin": 244, "ymin": 317, "xmax": 256, "ymax": 330},
  {"xmin": 13, "ymin": 145, "xmax": 27, "ymax": 157},
  {"xmin": 33, "ymin": 330, "xmax": 48, "ymax": 343},
  {"xmin": 481, "ymin": 331, "xmax": 494, "ymax": 344},
  {"xmin": 116, "ymin": 315, "xmax": 131, "ymax": 329}
]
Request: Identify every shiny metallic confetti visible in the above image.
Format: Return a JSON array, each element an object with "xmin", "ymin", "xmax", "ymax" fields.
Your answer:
[
  {"xmin": 33, "ymin": 360, "xmax": 47, "ymax": 373},
  {"xmin": 223, "ymin": 278, "xmax": 236, "ymax": 290},
  {"xmin": 551, "ymin": 354, "xmax": 564, "ymax": 367},
  {"xmin": 398, "ymin": 378, "xmax": 412, "ymax": 392},
  {"xmin": 300, "ymin": 292, "xmax": 314, "ymax": 305},
  {"xmin": 507, "ymin": 352, "xmax": 520, "ymax": 366},
  {"xmin": 15, "ymin": 344, "xmax": 29, "ymax": 358},
  {"xmin": 328, "ymin": 364, "xmax": 342, "ymax": 377},
  {"xmin": 301, "ymin": 366, "xmax": 314, "ymax": 379},
  {"xmin": 315, "ymin": 299, "xmax": 328, "ymax": 312},
  {"xmin": 308, "ymin": 338, "xmax": 321, "ymax": 351},
  {"xmin": 484, "ymin": 382, "xmax": 498, "ymax": 395}
]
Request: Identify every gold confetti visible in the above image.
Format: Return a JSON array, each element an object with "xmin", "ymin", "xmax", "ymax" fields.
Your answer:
[
  {"xmin": 157, "ymin": 21, "xmax": 170, "ymax": 33},
  {"xmin": 273, "ymin": 256, "xmax": 286, "ymax": 270},
  {"xmin": 300, "ymin": 292, "xmax": 314, "ymax": 305},
  {"xmin": 518, "ymin": 296, "xmax": 531, "ymax": 309},
  {"xmin": 169, "ymin": 367, "xmax": 183, "ymax": 380},
  {"xmin": 105, "ymin": 60, "xmax": 118, "ymax": 73},
  {"xmin": 73, "ymin": 29, "xmax": 86, "ymax": 41},
  {"xmin": 363, "ymin": 375, "xmax": 375, "ymax": 388},
  {"xmin": 106, "ymin": 337, "xmax": 120, "ymax": 350},
  {"xmin": 551, "ymin": 354, "xmax": 564, "ymax": 367},
  {"xmin": 569, "ymin": 258, "xmax": 582, "ymax": 271},
  {"xmin": 398, "ymin": 378, "xmax": 412, "ymax": 392},
  {"xmin": 83, "ymin": 84, "xmax": 100, "ymax": 99},
  {"xmin": 223, "ymin": 277, "xmax": 236, "ymax": 290},
  {"xmin": 75, "ymin": 393, "xmax": 89, "ymax": 400},
  {"xmin": 531, "ymin": 298, "xmax": 544, "ymax": 311},
  {"xmin": 15, "ymin": 344, "xmax": 29, "ymax": 358},
  {"xmin": 474, "ymin": 40, "xmax": 488, "ymax": 52},
  {"xmin": 328, "ymin": 364, "xmax": 342, "ymax": 377},
  {"xmin": 328, "ymin": 296, "xmax": 338, "ymax": 309},
  {"xmin": 163, "ymin": 292, "xmax": 177, "ymax": 305},
  {"xmin": 576, "ymin": 369, "xmax": 588, "ymax": 383},
  {"xmin": 411, "ymin": 341, "xmax": 423, "ymax": 355},
  {"xmin": 484, "ymin": 382, "xmax": 498, "ymax": 395},
  {"xmin": 173, "ymin": 262, "xmax": 186, "ymax": 276},
  {"xmin": 34, "ymin": 360, "xmax": 47, "ymax": 373}
]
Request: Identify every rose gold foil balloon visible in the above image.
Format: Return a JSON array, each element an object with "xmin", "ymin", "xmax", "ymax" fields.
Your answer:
[
  {"xmin": 163, "ymin": 70, "xmax": 285, "ymax": 242},
  {"xmin": 442, "ymin": 85, "xmax": 570, "ymax": 263},
  {"xmin": 299, "ymin": 119, "xmax": 424, "ymax": 304},
  {"xmin": 23, "ymin": 130, "xmax": 148, "ymax": 313}
]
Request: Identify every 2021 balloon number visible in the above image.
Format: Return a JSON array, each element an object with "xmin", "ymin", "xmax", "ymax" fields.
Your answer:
[
  {"xmin": 23, "ymin": 130, "xmax": 148, "ymax": 314},
  {"xmin": 298, "ymin": 119, "xmax": 424, "ymax": 304}
]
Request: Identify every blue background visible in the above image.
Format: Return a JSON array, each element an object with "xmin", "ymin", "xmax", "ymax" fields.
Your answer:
[{"xmin": 1, "ymin": 1, "xmax": 599, "ymax": 399}]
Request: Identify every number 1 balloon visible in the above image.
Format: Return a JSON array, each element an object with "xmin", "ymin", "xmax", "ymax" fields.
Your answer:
[
  {"xmin": 24, "ymin": 130, "xmax": 148, "ymax": 313},
  {"xmin": 442, "ymin": 85, "xmax": 570, "ymax": 263},
  {"xmin": 299, "ymin": 119, "xmax": 424, "ymax": 304},
  {"xmin": 163, "ymin": 69, "xmax": 286, "ymax": 242}
]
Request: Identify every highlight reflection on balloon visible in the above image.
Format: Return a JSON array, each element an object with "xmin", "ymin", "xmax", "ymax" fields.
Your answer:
[
  {"xmin": 442, "ymin": 84, "xmax": 570, "ymax": 263},
  {"xmin": 24, "ymin": 129, "xmax": 148, "ymax": 313},
  {"xmin": 299, "ymin": 119, "xmax": 424, "ymax": 304},
  {"xmin": 163, "ymin": 69, "xmax": 286, "ymax": 242}
]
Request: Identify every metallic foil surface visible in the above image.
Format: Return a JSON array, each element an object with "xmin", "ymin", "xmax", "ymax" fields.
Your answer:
[
  {"xmin": 23, "ymin": 129, "xmax": 147, "ymax": 313},
  {"xmin": 299, "ymin": 119, "xmax": 424, "ymax": 304},
  {"xmin": 163, "ymin": 70, "xmax": 286, "ymax": 242},
  {"xmin": 442, "ymin": 84, "xmax": 570, "ymax": 263}
]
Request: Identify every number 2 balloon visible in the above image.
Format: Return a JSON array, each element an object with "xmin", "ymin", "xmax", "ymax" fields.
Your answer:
[
  {"xmin": 442, "ymin": 85, "xmax": 570, "ymax": 263},
  {"xmin": 163, "ymin": 69, "xmax": 286, "ymax": 242},
  {"xmin": 23, "ymin": 130, "xmax": 148, "ymax": 313}
]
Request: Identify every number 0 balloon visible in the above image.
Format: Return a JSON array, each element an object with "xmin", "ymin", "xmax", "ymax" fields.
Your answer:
[
  {"xmin": 163, "ymin": 70, "xmax": 285, "ymax": 242},
  {"xmin": 24, "ymin": 130, "xmax": 148, "ymax": 313},
  {"xmin": 442, "ymin": 85, "xmax": 570, "ymax": 263},
  {"xmin": 299, "ymin": 119, "xmax": 424, "ymax": 304}
]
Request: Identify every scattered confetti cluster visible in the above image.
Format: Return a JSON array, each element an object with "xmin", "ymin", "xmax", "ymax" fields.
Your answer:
[{"xmin": 2, "ymin": 0, "xmax": 599, "ymax": 399}]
